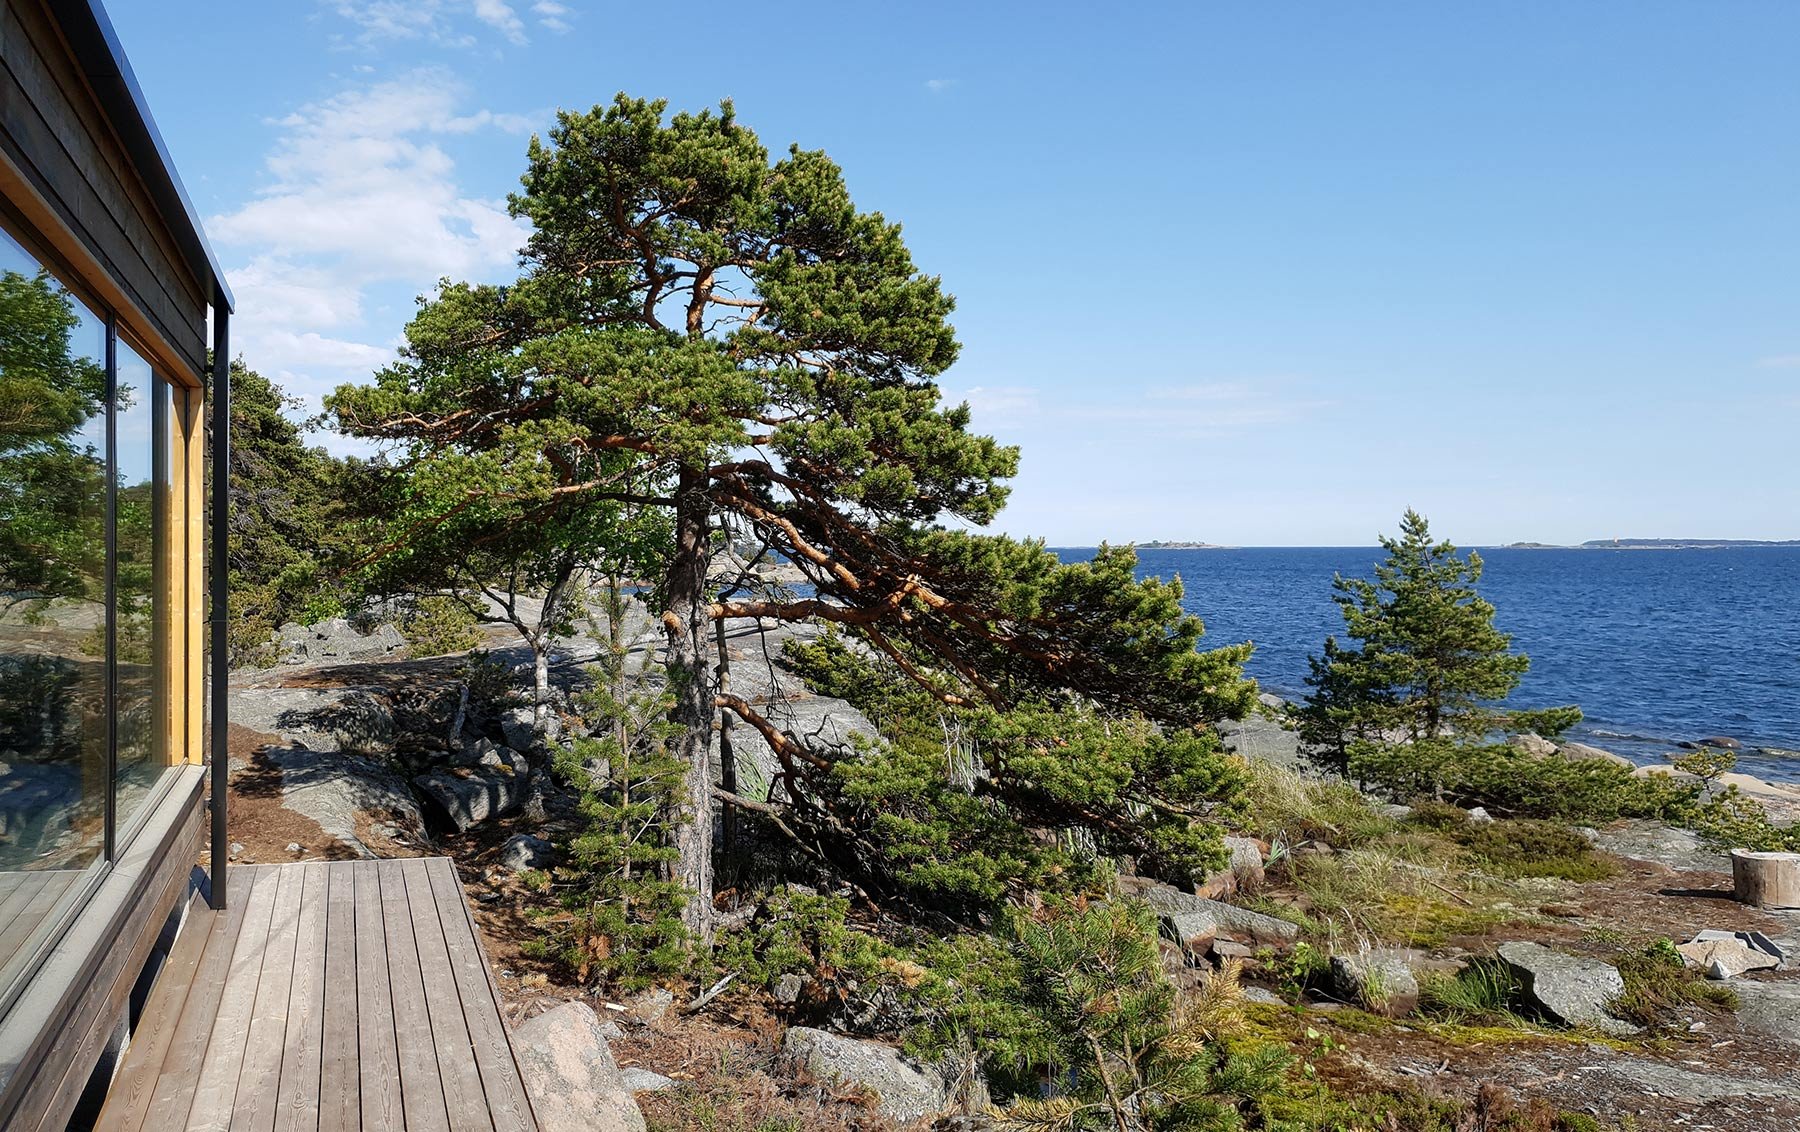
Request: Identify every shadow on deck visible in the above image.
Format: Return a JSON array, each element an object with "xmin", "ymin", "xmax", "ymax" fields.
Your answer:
[{"xmin": 96, "ymin": 858, "xmax": 538, "ymax": 1131}]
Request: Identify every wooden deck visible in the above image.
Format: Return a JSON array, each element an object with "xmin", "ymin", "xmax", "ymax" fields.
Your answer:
[{"xmin": 96, "ymin": 858, "xmax": 539, "ymax": 1132}]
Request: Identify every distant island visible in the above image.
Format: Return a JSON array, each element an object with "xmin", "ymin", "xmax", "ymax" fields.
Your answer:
[
  {"xmin": 1503, "ymin": 539, "xmax": 1800, "ymax": 550},
  {"xmin": 1136, "ymin": 540, "xmax": 1232, "ymax": 550}
]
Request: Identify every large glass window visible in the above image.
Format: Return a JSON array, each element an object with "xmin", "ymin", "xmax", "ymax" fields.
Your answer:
[
  {"xmin": 0, "ymin": 225, "xmax": 186, "ymax": 1007},
  {"xmin": 0, "ymin": 228, "xmax": 108, "ymax": 992}
]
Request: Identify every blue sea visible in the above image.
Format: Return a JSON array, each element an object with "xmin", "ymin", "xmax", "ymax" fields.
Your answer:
[{"xmin": 1051, "ymin": 546, "xmax": 1800, "ymax": 784}]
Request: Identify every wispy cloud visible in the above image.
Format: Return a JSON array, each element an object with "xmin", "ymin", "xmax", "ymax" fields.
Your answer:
[
  {"xmin": 952, "ymin": 385, "xmax": 1040, "ymax": 426},
  {"xmin": 1756, "ymin": 354, "xmax": 1800, "ymax": 369},
  {"xmin": 328, "ymin": 0, "xmax": 570, "ymax": 47},
  {"xmin": 531, "ymin": 1, "xmax": 573, "ymax": 32},
  {"xmin": 923, "ymin": 78, "xmax": 958, "ymax": 94},
  {"xmin": 212, "ymin": 70, "xmax": 532, "ymax": 411}
]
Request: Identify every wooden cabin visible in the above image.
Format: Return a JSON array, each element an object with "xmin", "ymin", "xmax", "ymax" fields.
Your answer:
[{"xmin": 0, "ymin": 5, "xmax": 538, "ymax": 1129}]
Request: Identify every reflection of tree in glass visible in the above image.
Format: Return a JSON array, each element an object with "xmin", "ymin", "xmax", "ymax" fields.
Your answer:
[{"xmin": 0, "ymin": 268, "xmax": 106, "ymax": 619}]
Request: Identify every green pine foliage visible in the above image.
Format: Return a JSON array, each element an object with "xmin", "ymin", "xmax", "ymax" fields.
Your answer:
[
  {"xmin": 783, "ymin": 630, "xmax": 1247, "ymax": 915},
  {"xmin": 1299, "ymin": 510, "xmax": 1571, "ymax": 774},
  {"xmin": 998, "ymin": 899, "xmax": 1291, "ymax": 1132},
  {"xmin": 214, "ymin": 361, "xmax": 361, "ymax": 663},
  {"xmin": 327, "ymin": 95, "xmax": 1260, "ymax": 935},
  {"xmin": 542, "ymin": 644, "xmax": 691, "ymax": 987}
]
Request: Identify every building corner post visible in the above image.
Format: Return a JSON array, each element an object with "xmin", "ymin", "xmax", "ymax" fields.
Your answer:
[{"xmin": 208, "ymin": 297, "xmax": 229, "ymax": 910}]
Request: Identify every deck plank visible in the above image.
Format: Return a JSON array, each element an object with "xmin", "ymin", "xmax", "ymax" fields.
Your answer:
[
  {"xmin": 272, "ymin": 862, "xmax": 328, "ymax": 1132},
  {"xmin": 137, "ymin": 867, "xmax": 265, "ymax": 1131},
  {"xmin": 381, "ymin": 861, "xmax": 452, "ymax": 1132},
  {"xmin": 229, "ymin": 862, "xmax": 305, "ymax": 1132},
  {"xmin": 187, "ymin": 864, "xmax": 283, "ymax": 1131},
  {"xmin": 318, "ymin": 863, "xmax": 360, "ymax": 1132},
  {"xmin": 355, "ymin": 861, "xmax": 405, "ymax": 1132},
  {"xmin": 426, "ymin": 858, "xmax": 536, "ymax": 1132},
  {"xmin": 401, "ymin": 857, "xmax": 493, "ymax": 1132},
  {"xmin": 92, "ymin": 892, "xmax": 213, "ymax": 1132}
]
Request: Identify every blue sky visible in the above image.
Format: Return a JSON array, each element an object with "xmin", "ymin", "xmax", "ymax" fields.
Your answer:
[{"xmin": 110, "ymin": 1, "xmax": 1799, "ymax": 546}]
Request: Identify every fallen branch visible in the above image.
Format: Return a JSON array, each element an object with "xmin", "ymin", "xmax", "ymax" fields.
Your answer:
[{"xmin": 684, "ymin": 971, "xmax": 737, "ymax": 1014}]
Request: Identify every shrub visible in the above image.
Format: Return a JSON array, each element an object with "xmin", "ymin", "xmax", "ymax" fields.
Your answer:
[
  {"xmin": 397, "ymin": 595, "xmax": 481, "ymax": 658},
  {"xmin": 1350, "ymin": 739, "xmax": 1701, "ymax": 823}
]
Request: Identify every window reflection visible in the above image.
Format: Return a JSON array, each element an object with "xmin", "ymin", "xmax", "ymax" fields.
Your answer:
[
  {"xmin": 0, "ymin": 228, "xmax": 108, "ymax": 985},
  {"xmin": 114, "ymin": 339, "xmax": 165, "ymax": 834}
]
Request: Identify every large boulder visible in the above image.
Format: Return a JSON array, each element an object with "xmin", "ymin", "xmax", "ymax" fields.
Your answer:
[
  {"xmin": 414, "ymin": 767, "xmax": 524, "ymax": 833},
  {"xmin": 500, "ymin": 833, "xmax": 556, "ymax": 872},
  {"xmin": 1196, "ymin": 837, "xmax": 1267, "ymax": 899},
  {"xmin": 258, "ymin": 744, "xmax": 427, "ymax": 858},
  {"xmin": 1513, "ymin": 732, "xmax": 1558, "ymax": 757},
  {"xmin": 1556, "ymin": 742, "xmax": 1634, "ymax": 768},
  {"xmin": 783, "ymin": 1027, "xmax": 948, "ymax": 1124},
  {"xmin": 511, "ymin": 1002, "xmax": 646, "ymax": 1132},
  {"xmin": 1497, "ymin": 941, "xmax": 1637, "ymax": 1035},
  {"xmin": 272, "ymin": 618, "xmax": 407, "ymax": 665}
]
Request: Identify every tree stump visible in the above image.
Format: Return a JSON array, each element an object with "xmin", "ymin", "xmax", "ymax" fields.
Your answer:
[{"xmin": 1731, "ymin": 850, "xmax": 1800, "ymax": 909}]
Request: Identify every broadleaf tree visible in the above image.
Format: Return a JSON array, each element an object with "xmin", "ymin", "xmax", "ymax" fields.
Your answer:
[{"xmin": 329, "ymin": 96, "xmax": 1257, "ymax": 940}]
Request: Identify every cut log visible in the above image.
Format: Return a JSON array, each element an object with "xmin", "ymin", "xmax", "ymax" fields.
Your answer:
[{"xmin": 1731, "ymin": 850, "xmax": 1800, "ymax": 909}]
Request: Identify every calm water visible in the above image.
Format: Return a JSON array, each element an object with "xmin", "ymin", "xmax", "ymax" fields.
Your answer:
[{"xmin": 1052, "ymin": 547, "xmax": 1800, "ymax": 783}]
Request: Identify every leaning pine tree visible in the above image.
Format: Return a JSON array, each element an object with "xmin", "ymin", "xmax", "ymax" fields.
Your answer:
[{"xmin": 329, "ymin": 96, "xmax": 1256, "ymax": 940}]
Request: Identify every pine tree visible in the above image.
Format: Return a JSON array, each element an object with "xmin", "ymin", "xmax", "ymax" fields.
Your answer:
[
  {"xmin": 329, "ymin": 96, "xmax": 1257, "ymax": 940},
  {"xmin": 1298, "ymin": 510, "xmax": 1532, "ymax": 773}
]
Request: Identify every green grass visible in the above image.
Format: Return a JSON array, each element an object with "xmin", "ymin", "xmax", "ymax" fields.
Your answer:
[
  {"xmin": 1418, "ymin": 960, "xmax": 1530, "ymax": 1027},
  {"xmin": 1610, "ymin": 943, "xmax": 1739, "ymax": 1028}
]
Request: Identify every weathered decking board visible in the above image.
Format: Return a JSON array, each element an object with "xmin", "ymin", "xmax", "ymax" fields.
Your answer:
[{"xmin": 96, "ymin": 859, "xmax": 538, "ymax": 1132}]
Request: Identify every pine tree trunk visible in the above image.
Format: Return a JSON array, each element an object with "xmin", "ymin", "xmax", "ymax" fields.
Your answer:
[
  {"xmin": 665, "ymin": 468, "xmax": 715, "ymax": 944},
  {"xmin": 530, "ymin": 569, "xmax": 570, "ymax": 735},
  {"xmin": 715, "ymin": 615, "xmax": 737, "ymax": 855}
]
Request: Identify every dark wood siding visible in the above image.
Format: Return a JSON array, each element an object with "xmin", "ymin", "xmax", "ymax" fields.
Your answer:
[{"xmin": 0, "ymin": 0, "xmax": 208, "ymax": 379}]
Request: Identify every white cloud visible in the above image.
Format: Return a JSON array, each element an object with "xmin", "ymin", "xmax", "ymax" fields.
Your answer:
[
  {"xmin": 329, "ymin": 0, "xmax": 567, "ymax": 47},
  {"xmin": 471, "ymin": 0, "xmax": 526, "ymax": 43},
  {"xmin": 924, "ymin": 78, "xmax": 958, "ymax": 94},
  {"xmin": 212, "ymin": 71, "xmax": 531, "ymax": 413},
  {"xmin": 1757, "ymin": 354, "xmax": 1800, "ymax": 368},
  {"xmin": 532, "ymin": 1, "xmax": 574, "ymax": 32}
]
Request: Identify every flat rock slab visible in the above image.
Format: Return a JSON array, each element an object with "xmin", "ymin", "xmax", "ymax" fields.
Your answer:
[
  {"xmin": 1733, "ymin": 979, "xmax": 1800, "ymax": 1044},
  {"xmin": 230, "ymin": 685, "xmax": 397, "ymax": 756},
  {"xmin": 260, "ymin": 744, "xmax": 426, "ymax": 858},
  {"xmin": 1679, "ymin": 936, "xmax": 1781, "ymax": 979},
  {"xmin": 1497, "ymin": 941, "xmax": 1637, "ymax": 1036},
  {"xmin": 1130, "ymin": 883, "xmax": 1300, "ymax": 949},
  {"xmin": 1595, "ymin": 1054, "xmax": 1800, "ymax": 1100},
  {"xmin": 783, "ymin": 1026, "xmax": 947, "ymax": 1124},
  {"xmin": 1584, "ymin": 820, "xmax": 1729, "ymax": 873}
]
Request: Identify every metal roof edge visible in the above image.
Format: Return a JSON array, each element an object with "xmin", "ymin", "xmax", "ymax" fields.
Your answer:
[{"xmin": 55, "ymin": 0, "xmax": 235, "ymax": 312}]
